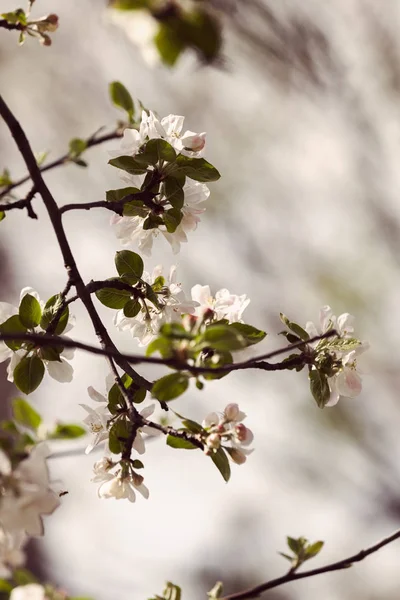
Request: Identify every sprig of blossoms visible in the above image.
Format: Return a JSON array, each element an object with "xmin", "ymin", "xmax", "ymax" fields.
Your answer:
[
  {"xmin": 202, "ymin": 403, "xmax": 254, "ymax": 464},
  {"xmin": 0, "ymin": 287, "xmax": 75, "ymax": 394},
  {"xmin": 107, "ymin": 109, "xmax": 219, "ymax": 256},
  {"xmin": 92, "ymin": 455, "xmax": 149, "ymax": 503}
]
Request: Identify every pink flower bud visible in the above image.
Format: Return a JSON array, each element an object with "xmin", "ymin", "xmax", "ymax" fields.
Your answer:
[
  {"xmin": 224, "ymin": 403, "xmax": 240, "ymax": 421},
  {"xmin": 229, "ymin": 448, "xmax": 247, "ymax": 465},
  {"xmin": 235, "ymin": 423, "xmax": 248, "ymax": 442}
]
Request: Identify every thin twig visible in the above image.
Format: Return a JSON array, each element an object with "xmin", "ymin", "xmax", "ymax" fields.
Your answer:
[
  {"xmin": 0, "ymin": 185, "xmax": 37, "ymax": 218},
  {"xmin": 0, "ymin": 19, "xmax": 24, "ymax": 32},
  {"xmin": 221, "ymin": 528, "xmax": 400, "ymax": 599},
  {"xmin": 0, "ymin": 128, "xmax": 122, "ymax": 200}
]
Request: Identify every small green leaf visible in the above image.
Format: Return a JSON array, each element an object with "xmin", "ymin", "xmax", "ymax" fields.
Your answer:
[
  {"xmin": 115, "ymin": 250, "xmax": 144, "ymax": 281},
  {"xmin": 106, "ymin": 186, "xmax": 139, "ymax": 203},
  {"xmin": 309, "ymin": 369, "xmax": 331, "ymax": 408},
  {"xmin": 172, "ymin": 156, "xmax": 220, "ymax": 182},
  {"xmin": 40, "ymin": 295, "xmax": 70, "ymax": 334},
  {"xmin": 306, "ymin": 541, "xmax": 324, "ymax": 558},
  {"xmin": 163, "ymin": 176, "xmax": 185, "ymax": 209},
  {"xmin": 123, "ymin": 299, "xmax": 141, "ymax": 318},
  {"xmin": 0, "ymin": 211, "xmax": 5, "ymax": 222},
  {"xmin": 12, "ymin": 397, "xmax": 42, "ymax": 430},
  {"xmin": 230, "ymin": 323, "xmax": 267, "ymax": 346},
  {"xmin": 95, "ymin": 285, "xmax": 131, "ymax": 309},
  {"xmin": 280, "ymin": 313, "xmax": 310, "ymax": 342},
  {"xmin": 182, "ymin": 418, "xmax": 203, "ymax": 433},
  {"xmin": 12, "ymin": 568, "xmax": 37, "ymax": 586},
  {"xmin": 13, "ymin": 356, "xmax": 45, "ymax": 395},
  {"xmin": 69, "ymin": 138, "xmax": 87, "ymax": 158},
  {"xmin": 287, "ymin": 536, "xmax": 302, "ymax": 554},
  {"xmin": 109, "ymin": 418, "xmax": 131, "ymax": 454},
  {"xmin": 0, "ymin": 579, "xmax": 12, "ymax": 592},
  {"xmin": 154, "ymin": 24, "xmax": 184, "ymax": 67},
  {"xmin": 109, "ymin": 81, "xmax": 134, "ymax": 119},
  {"xmin": 146, "ymin": 337, "xmax": 172, "ymax": 358},
  {"xmin": 210, "ymin": 447, "xmax": 231, "ymax": 482},
  {"xmin": 152, "ymin": 373, "xmax": 189, "ymax": 402},
  {"xmin": 51, "ymin": 424, "xmax": 86, "ymax": 439},
  {"xmin": 0, "ymin": 315, "xmax": 27, "ymax": 350},
  {"xmin": 164, "ymin": 207, "xmax": 182, "ymax": 233},
  {"xmin": 19, "ymin": 293, "xmax": 42, "ymax": 329},
  {"xmin": 167, "ymin": 434, "xmax": 197, "ymax": 449},
  {"xmin": 38, "ymin": 346, "xmax": 62, "ymax": 362},
  {"xmin": 131, "ymin": 459, "xmax": 144, "ymax": 469},
  {"xmin": 109, "ymin": 155, "xmax": 148, "ymax": 175}
]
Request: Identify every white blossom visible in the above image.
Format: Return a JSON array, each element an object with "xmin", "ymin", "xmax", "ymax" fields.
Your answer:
[
  {"xmin": 326, "ymin": 342, "xmax": 370, "ymax": 407},
  {"xmin": 0, "ymin": 287, "xmax": 75, "ymax": 384},
  {"xmin": 0, "ymin": 444, "xmax": 60, "ymax": 536},
  {"xmin": 191, "ymin": 285, "xmax": 250, "ymax": 323},
  {"xmin": 10, "ymin": 584, "xmax": 47, "ymax": 600},
  {"xmin": 98, "ymin": 471, "xmax": 149, "ymax": 503}
]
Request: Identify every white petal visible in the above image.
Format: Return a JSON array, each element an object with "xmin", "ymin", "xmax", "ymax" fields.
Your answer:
[
  {"xmin": 87, "ymin": 386, "xmax": 107, "ymax": 404},
  {"xmin": 47, "ymin": 359, "xmax": 73, "ymax": 383}
]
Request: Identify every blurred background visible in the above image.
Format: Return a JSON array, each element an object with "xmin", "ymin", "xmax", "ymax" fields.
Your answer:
[{"xmin": 1, "ymin": 0, "xmax": 400, "ymax": 598}]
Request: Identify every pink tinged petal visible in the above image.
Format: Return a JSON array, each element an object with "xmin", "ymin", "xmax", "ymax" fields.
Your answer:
[
  {"xmin": 181, "ymin": 131, "xmax": 206, "ymax": 152},
  {"xmin": 132, "ymin": 432, "xmax": 146, "ymax": 455},
  {"xmin": 224, "ymin": 403, "xmax": 241, "ymax": 421},
  {"xmin": 87, "ymin": 386, "xmax": 107, "ymax": 404},
  {"xmin": 336, "ymin": 368, "xmax": 363, "ymax": 398},
  {"xmin": 319, "ymin": 305, "xmax": 335, "ymax": 333},
  {"xmin": 305, "ymin": 321, "xmax": 319, "ymax": 338},
  {"xmin": 241, "ymin": 427, "xmax": 254, "ymax": 446}
]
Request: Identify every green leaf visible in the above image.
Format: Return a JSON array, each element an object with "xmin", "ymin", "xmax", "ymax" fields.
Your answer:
[
  {"xmin": 152, "ymin": 373, "xmax": 189, "ymax": 402},
  {"xmin": 40, "ymin": 295, "xmax": 70, "ymax": 334},
  {"xmin": 167, "ymin": 434, "xmax": 197, "ymax": 450},
  {"xmin": 164, "ymin": 207, "xmax": 182, "ymax": 233},
  {"xmin": 109, "ymin": 418, "xmax": 131, "ymax": 454},
  {"xmin": 115, "ymin": 250, "xmax": 144, "ymax": 281},
  {"xmin": 13, "ymin": 356, "xmax": 45, "ymax": 395},
  {"xmin": 133, "ymin": 386, "xmax": 147, "ymax": 404},
  {"xmin": 19, "ymin": 293, "xmax": 42, "ymax": 329},
  {"xmin": 0, "ymin": 211, "xmax": 5, "ymax": 222},
  {"xmin": 202, "ymin": 324, "xmax": 245, "ymax": 351},
  {"xmin": 38, "ymin": 346, "xmax": 62, "ymax": 362},
  {"xmin": 182, "ymin": 418, "xmax": 203, "ymax": 433},
  {"xmin": 0, "ymin": 315, "xmax": 27, "ymax": 351},
  {"xmin": 51, "ymin": 424, "xmax": 86, "ymax": 439},
  {"xmin": 280, "ymin": 313, "xmax": 310, "ymax": 342},
  {"xmin": 123, "ymin": 299, "xmax": 141, "ymax": 318},
  {"xmin": 159, "ymin": 322, "xmax": 193, "ymax": 339},
  {"xmin": 230, "ymin": 323, "xmax": 267, "ymax": 346},
  {"xmin": 1, "ymin": 9, "xmax": 27, "ymax": 26},
  {"xmin": 146, "ymin": 337, "xmax": 172, "ymax": 358},
  {"xmin": 154, "ymin": 24, "xmax": 184, "ymax": 67},
  {"xmin": 325, "ymin": 338, "xmax": 361, "ymax": 352},
  {"xmin": 143, "ymin": 138, "xmax": 176, "ymax": 163},
  {"xmin": 278, "ymin": 552, "xmax": 294, "ymax": 562},
  {"xmin": 106, "ymin": 186, "xmax": 139, "ymax": 203},
  {"xmin": 163, "ymin": 177, "xmax": 185, "ymax": 209},
  {"xmin": 287, "ymin": 536, "xmax": 302, "ymax": 554},
  {"xmin": 0, "ymin": 168, "xmax": 12, "ymax": 187},
  {"xmin": 109, "ymin": 155, "xmax": 148, "ymax": 175},
  {"xmin": 109, "ymin": 81, "xmax": 134, "ymax": 119},
  {"xmin": 69, "ymin": 138, "xmax": 87, "ymax": 158},
  {"xmin": 0, "ymin": 579, "xmax": 12, "ymax": 592},
  {"xmin": 12, "ymin": 397, "xmax": 42, "ymax": 430},
  {"xmin": 305, "ymin": 541, "xmax": 324, "ymax": 558},
  {"xmin": 210, "ymin": 447, "xmax": 231, "ymax": 482},
  {"xmin": 131, "ymin": 459, "xmax": 144, "ymax": 469},
  {"xmin": 309, "ymin": 369, "xmax": 331, "ymax": 408},
  {"xmin": 111, "ymin": 0, "xmax": 148, "ymax": 9},
  {"xmin": 95, "ymin": 285, "xmax": 131, "ymax": 309},
  {"xmin": 172, "ymin": 156, "xmax": 220, "ymax": 182},
  {"xmin": 13, "ymin": 568, "xmax": 38, "ymax": 585}
]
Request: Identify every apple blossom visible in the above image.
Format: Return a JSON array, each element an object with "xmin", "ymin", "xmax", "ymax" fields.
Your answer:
[
  {"xmin": 191, "ymin": 285, "xmax": 250, "ymax": 323},
  {"xmin": 202, "ymin": 404, "xmax": 254, "ymax": 463},
  {"xmin": 97, "ymin": 470, "xmax": 149, "ymax": 503}
]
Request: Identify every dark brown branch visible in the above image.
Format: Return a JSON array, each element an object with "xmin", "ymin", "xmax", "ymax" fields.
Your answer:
[
  {"xmin": 0, "ymin": 19, "xmax": 24, "ymax": 32},
  {"xmin": 221, "ymin": 528, "xmax": 400, "ymax": 599},
  {"xmin": 0, "ymin": 94, "xmax": 149, "ymax": 391},
  {"xmin": 0, "ymin": 331, "xmax": 332, "ymax": 375},
  {"xmin": 0, "ymin": 128, "xmax": 122, "ymax": 201},
  {"xmin": 144, "ymin": 419, "xmax": 204, "ymax": 449},
  {"xmin": 0, "ymin": 186, "xmax": 37, "ymax": 218}
]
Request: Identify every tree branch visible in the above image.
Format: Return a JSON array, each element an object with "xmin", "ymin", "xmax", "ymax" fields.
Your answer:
[
  {"xmin": 0, "ymin": 19, "xmax": 24, "ymax": 32},
  {"xmin": 0, "ymin": 186, "xmax": 37, "ymax": 218},
  {"xmin": 0, "ymin": 331, "xmax": 332, "ymax": 375},
  {"xmin": 0, "ymin": 94, "xmax": 149, "ymax": 391},
  {"xmin": 0, "ymin": 127, "xmax": 122, "ymax": 200},
  {"xmin": 221, "ymin": 528, "xmax": 400, "ymax": 599}
]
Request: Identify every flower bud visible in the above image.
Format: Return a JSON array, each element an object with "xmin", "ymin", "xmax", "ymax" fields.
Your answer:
[
  {"xmin": 228, "ymin": 448, "xmax": 247, "ymax": 465},
  {"xmin": 235, "ymin": 423, "xmax": 248, "ymax": 442}
]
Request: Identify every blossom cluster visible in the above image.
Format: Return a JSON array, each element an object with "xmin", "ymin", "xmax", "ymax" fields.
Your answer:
[
  {"xmin": 202, "ymin": 403, "xmax": 254, "ymax": 464},
  {"xmin": 109, "ymin": 110, "xmax": 217, "ymax": 256},
  {"xmin": 304, "ymin": 306, "xmax": 369, "ymax": 407}
]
